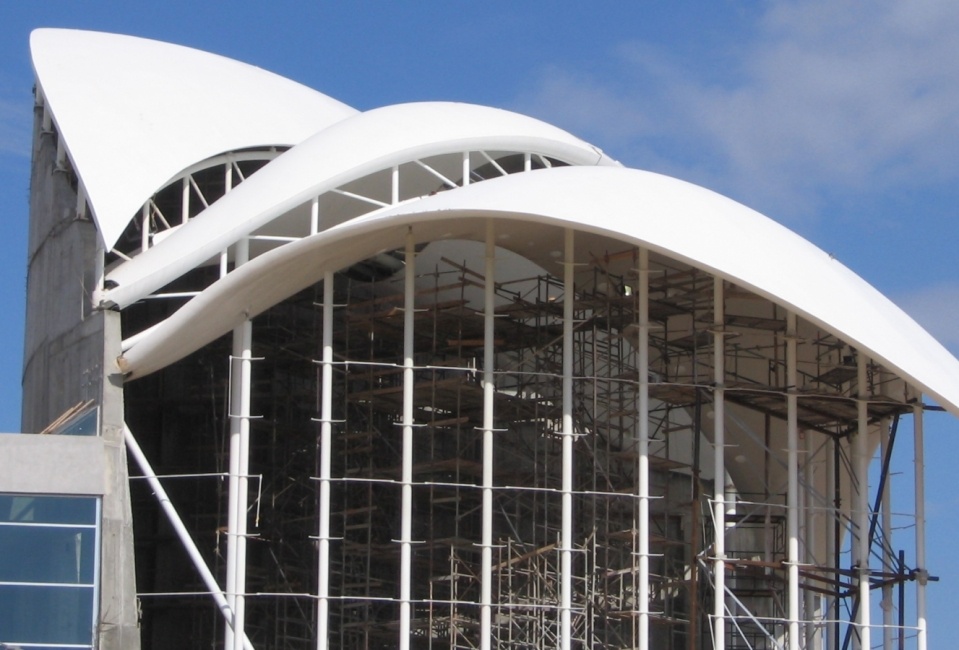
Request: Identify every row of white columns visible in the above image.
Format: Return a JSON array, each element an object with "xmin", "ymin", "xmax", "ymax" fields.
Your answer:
[{"xmin": 208, "ymin": 229, "xmax": 925, "ymax": 650}]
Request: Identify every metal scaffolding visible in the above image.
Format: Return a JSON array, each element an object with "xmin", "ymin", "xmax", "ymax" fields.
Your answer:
[{"xmin": 120, "ymin": 163, "xmax": 934, "ymax": 650}]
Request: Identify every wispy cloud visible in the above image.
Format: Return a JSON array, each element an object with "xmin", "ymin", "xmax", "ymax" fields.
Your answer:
[{"xmin": 513, "ymin": 0, "xmax": 959, "ymax": 221}]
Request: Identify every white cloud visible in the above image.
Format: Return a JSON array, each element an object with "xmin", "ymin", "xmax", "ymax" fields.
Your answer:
[{"xmin": 513, "ymin": 0, "xmax": 959, "ymax": 220}]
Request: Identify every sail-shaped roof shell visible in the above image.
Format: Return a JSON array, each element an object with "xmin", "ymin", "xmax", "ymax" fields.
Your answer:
[{"xmin": 30, "ymin": 28, "xmax": 357, "ymax": 250}]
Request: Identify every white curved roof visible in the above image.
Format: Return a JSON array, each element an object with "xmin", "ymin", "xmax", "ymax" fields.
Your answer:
[
  {"xmin": 101, "ymin": 101, "xmax": 615, "ymax": 308},
  {"xmin": 119, "ymin": 165, "xmax": 959, "ymax": 418},
  {"xmin": 31, "ymin": 28, "xmax": 357, "ymax": 250}
]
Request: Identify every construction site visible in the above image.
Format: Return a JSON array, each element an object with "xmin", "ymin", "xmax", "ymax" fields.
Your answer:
[
  {"xmin": 12, "ymin": 29, "xmax": 946, "ymax": 650},
  {"xmin": 123, "ymin": 222, "xmax": 925, "ymax": 649}
]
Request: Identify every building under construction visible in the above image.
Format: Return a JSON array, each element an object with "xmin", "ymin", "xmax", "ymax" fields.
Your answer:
[{"xmin": 4, "ymin": 28, "xmax": 955, "ymax": 650}]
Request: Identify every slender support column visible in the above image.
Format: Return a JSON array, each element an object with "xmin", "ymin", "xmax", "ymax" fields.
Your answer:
[
  {"xmin": 480, "ymin": 221, "xmax": 495, "ymax": 650},
  {"xmin": 804, "ymin": 432, "xmax": 820, "ymax": 650},
  {"xmin": 856, "ymin": 355, "xmax": 871, "ymax": 650},
  {"xmin": 316, "ymin": 272, "xmax": 334, "ymax": 650},
  {"xmin": 392, "ymin": 165, "xmax": 400, "ymax": 205},
  {"xmin": 463, "ymin": 151, "xmax": 471, "ymax": 187},
  {"xmin": 913, "ymin": 397, "xmax": 928, "ymax": 650},
  {"xmin": 637, "ymin": 248, "xmax": 650, "ymax": 650},
  {"xmin": 227, "ymin": 238, "xmax": 252, "ymax": 650},
  {"xmin": 140, "ymin": 203, "xmax": 150, "ymax": 252},
  {"xmin": 880, "ymin": 417, "xmax": 893, "ymax": 650},
  {"xmin": 310, "ymin": 196, "xmax": 320, "ymax": 235},
  {"xmin": 786, "ymin": 313, "xmax": 800, "ymax": 650},
  {"xmin": 826, "ymin": 434, "xmax": 838, "ymax": 650},
  {"xmin": 123, "ymin": 426, "xmax": 255, "ymax": 650},
  {"xmin": 399, "ymin": 230, "xmax": 415, "ymax": 650},
  {"xmin": 181, "ymin": 176, "xmax": 190, "ymax": 225},
  {"xmin": 560, "ymin": 229, "xmax": 574, "ymax": 650},
  {"xmin": 713, "ymin": 277, "xmax": 727, "ymax": 650}
]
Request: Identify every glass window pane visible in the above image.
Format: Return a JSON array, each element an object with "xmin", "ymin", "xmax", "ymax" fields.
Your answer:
[
  {"xmin": 0, "ymin": 584, "xmax": 94, "ymax": 645},
  {"xmin": 58, "ymin": 407, "xmax": 99, "ymax": 436},
  {"xmin": 0, "ymin": 495, "xmax": 97, "ymax": 525},
  {"xmin": 0, "ymin": 525, "xmax": 96, "ymax": 584}
]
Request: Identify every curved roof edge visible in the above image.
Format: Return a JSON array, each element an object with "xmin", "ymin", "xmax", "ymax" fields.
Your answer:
[
  {"xmin": 118, "ymin": 166, "xmax": 959, "ymax": 417},
  {"xmin": 102, "ymin": 101, "xmax": 617, "ymax": 308},
  {"xmin": 31, "ymin": 28, "xmax": 358, "ymax": 250}
]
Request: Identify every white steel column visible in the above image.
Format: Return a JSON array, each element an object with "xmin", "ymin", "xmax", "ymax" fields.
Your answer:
[
  {"xmin": 399, "ymin": 230, "xmax": 415, "ymax": 650},
  {"xmin": 786, "ymin": 312, "xmax": 800, "ymax": 650},
  {"xmin": 637, "ymin": 248, "xmax": 650, "ymax": 650},
  {"xmin": 855, "ymin": 355, "xmax": 871, "ymax": 650},
  {"xmin": 310, "ymin": 196, "xmax": 320, "ymax": 235},
  {"xmin": 804, "ymin": 432, "xmax": 820, "ymax": 650},
  {"xmin": 480, "ymin": 221, "xmax": 495, "ymax": 650},
  {"xmin": 913, "ymin": 397, "xmax": 928, "ymax": 650},
  {"xmin": 140, "ymin": 203, "xmax": 150, "ymax": 252},
  {"xmin": 227, "ymin": 236, "xmax": 253, "ymax": 650},
  {"xmin": 316, "ymin": 271, "xmax": 334, "ymax": 650},
  {"xmin": 560, "ymin": 228, "xmax": 574, "ymax": 650},
  {"xmin": 713, "ymin": 276, "xmax": 727, "ymax": 650}
]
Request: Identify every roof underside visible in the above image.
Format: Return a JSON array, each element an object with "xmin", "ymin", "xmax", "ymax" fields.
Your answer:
[
  {"xmin": 116, "ymin": 165, "xmax": 959, "ymax": 418},
  {"xmin": 29, "ymin": 29, "xmax": 959, "ymax": 419}
]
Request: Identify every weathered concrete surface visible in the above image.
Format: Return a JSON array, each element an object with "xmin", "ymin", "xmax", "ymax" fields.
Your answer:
[
  {"xmin": 0, "ymin": 433, "xmax": 106, "ymax": 494},
  {"xmin": 20, "ymin": 101, "xmax": 141, "ymax": 649}
]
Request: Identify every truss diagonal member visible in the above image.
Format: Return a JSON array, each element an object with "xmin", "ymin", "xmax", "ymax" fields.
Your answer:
[{"xmin": 122, "ymin": 424, "xmax": 256, "ymax": 650}]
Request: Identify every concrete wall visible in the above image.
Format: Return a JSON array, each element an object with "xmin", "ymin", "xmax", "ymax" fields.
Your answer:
[{"xmin": 21, "ymin": 99, "xmax": 141, "ymax": 649}]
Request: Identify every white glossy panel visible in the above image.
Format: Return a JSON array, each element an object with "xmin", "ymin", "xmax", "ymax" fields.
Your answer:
[{"xmin": 31, "ymin": 28, "xmax": 357, "ymax": 250}]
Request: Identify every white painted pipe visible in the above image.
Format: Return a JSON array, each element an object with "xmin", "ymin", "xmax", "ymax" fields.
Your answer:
[
  {"xmin": 229, "ymin": 236, "xmax": 252, "ymax": 650},
  {"xmin": 310, "ymin": 196, "xmax": 320, "ymax": 236},
  {"xmin": 786, "ymin": 312, "xmax": 799, "ymax": 650},
  {"xmin": 480, "ymin": 221, "xmax": 494, "ymax": 650},
  {"xmin": 637, "ymin": 248, "xmax": 650, "ymax": 650},
  {"xmin": 856, "ymin": 355, "xmax": 871, "ymax": 650},
  {"xmin": 399, "ymin": 231, "xmax": 415, "ymax": 650},
  {"xmin": 560, "ymin": 228, "xmax": 574, "ymax": 650},
  {"xmin": 123, "ymin": 425, "xmax": 255, "ymax": 650},
  {"xmin": 232, "ymin": 316, "xmax": 252, "ymax": 650},
  {"xmin": 713, "ymin": 276, "xmax": 727, "ymax": 650},
  {"xmin": 316, "ymin": 271, "xmax": 333, "ymax": 650},
  {"xmin": 804, "ymin": 431, "xmax": 820, "ymax": 650}
]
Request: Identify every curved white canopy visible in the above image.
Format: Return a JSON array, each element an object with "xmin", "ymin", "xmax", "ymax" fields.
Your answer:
[
  {"xmin": 119, "ymin": 165, "xmax": 959, "ymax": 418},
  {"xmin": 31, "ymin": 28, "xmax": 357, "ymax": 250},
  {"xmin": 102, "ymin": 101, "xmax": 616, "ymax": 308}
]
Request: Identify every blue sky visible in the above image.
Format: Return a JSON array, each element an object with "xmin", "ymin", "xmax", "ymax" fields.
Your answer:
[{"xmin": 1, "ymin": 0, "xmax": 957, "ymax": 636}]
